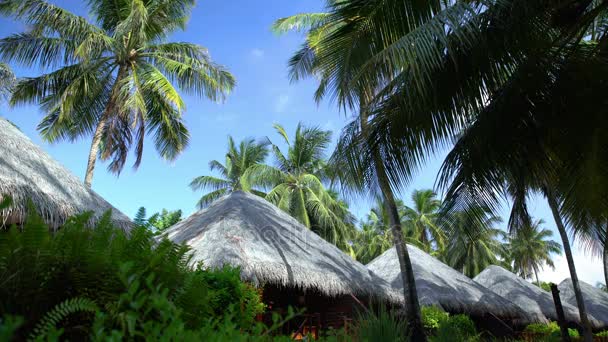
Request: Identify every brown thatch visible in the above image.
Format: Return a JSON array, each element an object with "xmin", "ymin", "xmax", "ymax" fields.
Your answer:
[
  {"xmin": 558, "ymin": 278, "xmax": 608, "ymax": 329},
  {"xmin": 474, "ymin": 266, "xmax": 603, "ymax": 328},
  {"xmin": 367, "ymin": 246, "xmax": 533, "ymax": 322},
  {"xmin": 0, "ymin": 117, "xmax": 131, "ymax": 230},
  {"xmin": 163, "ymin": 190, "xmax": 399, "ymax": 302}
]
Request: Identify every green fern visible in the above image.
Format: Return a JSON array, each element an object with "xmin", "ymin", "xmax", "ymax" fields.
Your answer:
[{"xmin": 29, "ymin": 297, "xmax": 98, "ymax": 341}]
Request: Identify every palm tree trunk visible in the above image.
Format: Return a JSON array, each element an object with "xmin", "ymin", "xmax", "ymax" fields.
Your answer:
[
  {"xmin": 545, "ymin": 188, "xmax": 593, "ymax": 342},
  {"xmin": 84, "ymin": 66, "xmax": 128, "ymax": 188},
  {"xmin": 604, "ymin": 228, "xmax": 608, "ymax": 290},
  {"xmin": 534, "ymin": 265, "xmax": 541, "ymax": 288},
  {"xmin": 359, "ymin": 95, "xmax": 426, "ymax": 341}
]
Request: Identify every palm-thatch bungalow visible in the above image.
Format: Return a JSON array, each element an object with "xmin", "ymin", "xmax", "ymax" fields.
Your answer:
[
  {"xmin": 367, "ymin": 246, "xmax": 534, "ymax": 334},
  {"xmin": 474, "ymin": 266, "xmax": 602, "ymax": 329},
  {"xmin": 558, "ymin": 278, "xmax": 608, "ymax": 329},
  {"xmin": 163, "ymin": 190, "xmax": 399, "ymax": 337},
  {"xmin": 0, "ymin": 117, "xmax": 131, "ymax": 230}
]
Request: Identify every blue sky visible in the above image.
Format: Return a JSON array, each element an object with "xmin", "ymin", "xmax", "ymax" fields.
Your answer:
[{"xmin": 0, "ymin": 0, "xmax": 602, "ymax": 285}]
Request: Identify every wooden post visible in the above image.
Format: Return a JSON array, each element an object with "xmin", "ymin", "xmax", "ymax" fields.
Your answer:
[{"xmin": 550, "ymin": 283, "xmax": 571, "ymax": 342}]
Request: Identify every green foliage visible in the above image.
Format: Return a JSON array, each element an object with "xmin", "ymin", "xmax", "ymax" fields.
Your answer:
[
  {"xmin": 354, "ymin": 305, "xmax": 408, "ymax": 342},
  {"xmin": 524, "ymin": 322, "xmax": 580, "ymax": 341},
  {"xmin": 421, "ymin": 306, "xmax": 449, "ymax": 331},
  {"xmin": 0, "ymin": 315, "xmax": 23, "ymax": 341},
  {"xmin": 190, "ymin": 136, "xmax": 269, "ymax": 208},
  {"xmin": 538, "ymin": 282, "xmax": 553, "ymax": 292},
  {"xmin": 596, "ymin": 330, "xmax": 608, "ymax": 337},
  {"xmin": 0, "ymin": 208, "xmax": 263, "ymax": 339},
  {"xmin": 430, "ymin": 314, "xmax": 478, "ymax": 342},
  {"xmin": 133, "ymin": 207, "xmax": 147, "ymax": 226},
  {"xmin": 147, "ymin": 208, "xmax": 182, "ymax": 232}
]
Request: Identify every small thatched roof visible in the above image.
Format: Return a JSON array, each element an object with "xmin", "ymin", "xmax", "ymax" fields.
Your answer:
[
  {"xmin": 367, "ymin": 246, "xmax": 532, "ymax": 322},
  {"xmin": 558, "ymin": 278, "xmax": 608, "ymax": 329},
  {"xmin": 0, "ymin": 117, "xmax": 131, "ymax": 230},
  {"xmin": 163, "ymin": 190, "xmax": 399, "ymax": 302},
  {"xmin": 474, "ymin": 266, "xmax": 602, "ymax": 327}
]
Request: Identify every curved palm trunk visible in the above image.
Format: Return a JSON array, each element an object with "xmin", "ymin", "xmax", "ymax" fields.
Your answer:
[
  {"xmin": 545, "ymin": 189, "xmax": 593, "ymax": 342},
  {"xmin": 533, "ymin": 265, "xmax": 541, "ymax": 288},
  {"xmin": 84, "ymin": 66, "xmax": 128, "ymax": 188},
  {"xmin": 359, "ymin": 97, "xmax": 426, "ymax": 341}
]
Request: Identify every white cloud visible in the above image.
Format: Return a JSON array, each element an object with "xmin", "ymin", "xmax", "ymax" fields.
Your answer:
[
  {"xmin": 538, "ymin": 245, "xmax": 604, "ymax": 286},
  {"xmin": 251, "ymin": 48, "xmax": 264, "ymax": 58},
  {"xmin": 274, "ymin": 95, "xmax": 289, "ymax": 113}
]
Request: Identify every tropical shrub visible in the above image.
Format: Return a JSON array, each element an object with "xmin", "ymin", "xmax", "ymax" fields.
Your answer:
[
  {"xmin": 0, "ymin": 207, "xmax": 264, "ymax": 340},
  {"xmin": 430, "ymin": 314, "xmax": 478, "ymax": 342},
  {"xmin": 421, "ymin": 306, "xmax": 449, "ymax": 331},
  {"xmin": 523, "ymin": 322, "xmax": 580, "ymax": 341},
  {"xmin": 354, "ymin": 305, "xmax": 408, "ymax": 342}
]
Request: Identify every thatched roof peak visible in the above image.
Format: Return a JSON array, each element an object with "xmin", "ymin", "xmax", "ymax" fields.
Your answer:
[
  {"xmin": 0, "ymin": 117, "xmax": 131, "ymax": 230},
  {"xmin": 163, "ymin": 190, "xmax": 399, "ymax": 302},
  {"xmin": 558, "ymin": 278, "xmax": 608, "ymax": 329},
  {"xmin": 474, "ymin": 265, "xmax": 602, "ymax": 327},
  {"xmin": 367, "ymin": 246, "xmax": 532, "ymax": 322}
]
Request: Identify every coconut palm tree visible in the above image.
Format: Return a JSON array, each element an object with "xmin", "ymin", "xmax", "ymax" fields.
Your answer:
[
  {"xmin": 506, "ymin": 218, "xmax": 562, "ymax": 286},
  {"xmin": 443, "ymin": 206, "xmax": 506, "ymax": 278},
  {"xmin": 353, "ymin": 196, "xmax": 425, "ymax": 263},
  {"xmin": 0, "ymin": 0, "xmax": 234, "ymax": 187},
  {"xmin": 190, "ymin": 136, "xmax": 268, "ymax": 208},
  {"xmin": 275, "ymin": 1, "xmax": 607, "ymax": 340},
  {"xmin": 243, "ymin": 123, "xmax": 354, "ymax": 251},
  {"xmin": 402, "ymin": 189, "xmax": 445, "ymax": 252}
]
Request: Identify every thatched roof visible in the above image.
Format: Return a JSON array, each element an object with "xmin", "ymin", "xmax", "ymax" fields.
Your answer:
[
  {"xmin": 474, "ymin": 266, "xmax": 602, "ymax": 327},
  {"xmin": 0, "ymin": 117, "xmax": 131, "ymax": 230},
  {"xmin": 558, "ymin": 278, "xmax": 608, "ymax": 329},
  {"xmin": 367, "ymin": 246, "xmax": 532, "ymax": 321},
  {"xmin": 163, "ymin": 190, "xmax": 399, "ymax": 302}
]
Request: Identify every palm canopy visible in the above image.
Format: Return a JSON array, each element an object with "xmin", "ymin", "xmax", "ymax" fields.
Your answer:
[
  {"xmin": 243, "ymin": 123, "xmax": 355, "ymax": 252},
  {"xmin": 190, "ymin": 136, "xmax": 268, "ymax": 208},
  {"xmin": 506, "ymin": 218, "xmax": 562, "ymax": 285},
  {"xmin": 0, "ymin": 0, "xmax": 235, "ymax": 186},
  {"xmin": 402, "ymin": 189, "xmax": 445, "ymax": 251},
  {"xmin": 0, "ymin": 62, "xmax": 15, "ymax": 101},
  {"xmin": 442, "ymin": 205, "xmax": 506, "ymax": 278}
]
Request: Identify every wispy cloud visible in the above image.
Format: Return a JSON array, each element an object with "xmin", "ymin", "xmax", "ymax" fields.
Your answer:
[
  {"xmin": 274, "ymin": 94, "xmax": 289, "ymax": 113},
  {"xmin": 251, "ymin": 48, "xmax": 264, "ymax": 58},
  {"xmin": 538, "ymin": 246, "xmax": 604, "ymax": 285}
]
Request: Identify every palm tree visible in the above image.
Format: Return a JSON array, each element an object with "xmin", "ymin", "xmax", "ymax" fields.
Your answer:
[
  {"xmin": 273, "ymin": 6, "xmax": 430, "ymax": 338},
  {"xmin": 243, "ymin": 123, "xmax": 354, "ymax": 252},
  {"xmin": 275, "ymin": 1, "xmax": 606, "ymax": 340},
  {"xmin": 506, "ymin": 218, "xmax": 562, "ymax": 286},
  {"xmin": 0, "ymin": 0, "xmax": 235, "ymax": 187},
  {"xmin": 190, "ymin": 136, "xmax": 268, "ymax": 208},
  {"xmin": 353, "ymin": 196, "xmax": 425, "ymax": 263},
  {"xmin": 443, "ymin": 206, "xmax": 506, "ymax": 278},
  {"xmin": 402, "ymin": 189, "xmax": 445, "ymax": 252}
]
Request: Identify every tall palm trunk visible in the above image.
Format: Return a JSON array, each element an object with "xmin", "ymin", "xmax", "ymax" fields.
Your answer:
[
  {"xmin": 534, "ymin": 265, "xmax": 541, "ymax": 288},
  {"xmin": 545, "ymin": 188, "xmax": 593, "ymax": 342},
  {"xmin": 359, "ymin": 96, "xmax": 426, "ymax": 341},
  {"xmin": 84, "ymin": 66, "xmax": 128, "ymax": 188},
  {"xmin": 604, "ymin": 229, "xmax": 608, "ymax": 291}
]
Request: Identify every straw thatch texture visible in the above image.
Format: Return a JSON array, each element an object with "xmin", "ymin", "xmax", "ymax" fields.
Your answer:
[
  {"xmin": 163, "ymin": 191, "xmax": 399, "ymax": 302},
  {"xmin": 0, "ymin": 117, "xmax": 131, "ymax": 230},
  {"xmin": 474, "ymin": 266, "xmax": 602, "ymax": 328},
  {"xmin": 558, "ymin": 278, "xmax": 608, "ymax": 329},
  {"xmin": 367, "ymin": 246, "xmax": 532, "ymax": 321}
]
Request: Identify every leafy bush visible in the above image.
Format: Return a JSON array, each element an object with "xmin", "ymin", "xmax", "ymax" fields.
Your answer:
[
  {"xmin": 430, "ymin": 314, "xmax": 478, "ymax": 342},
  {"xmin": 354, "ymin": 304, "xmax": 408, "ymax": 342},
  {"xmin": 0, "ymin": 207, "xmax": 264, "ymax": 340},
  {"xmin": 597, "ymin": 330, "xmax": 608, "ymax": 337},
  {"xmin": 422, "ymin": 306, "xmax": 449, "ymax": 331},
  {"xmin": 524, "ymin": 322, "xmax": 580, "ymax": 341}
]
